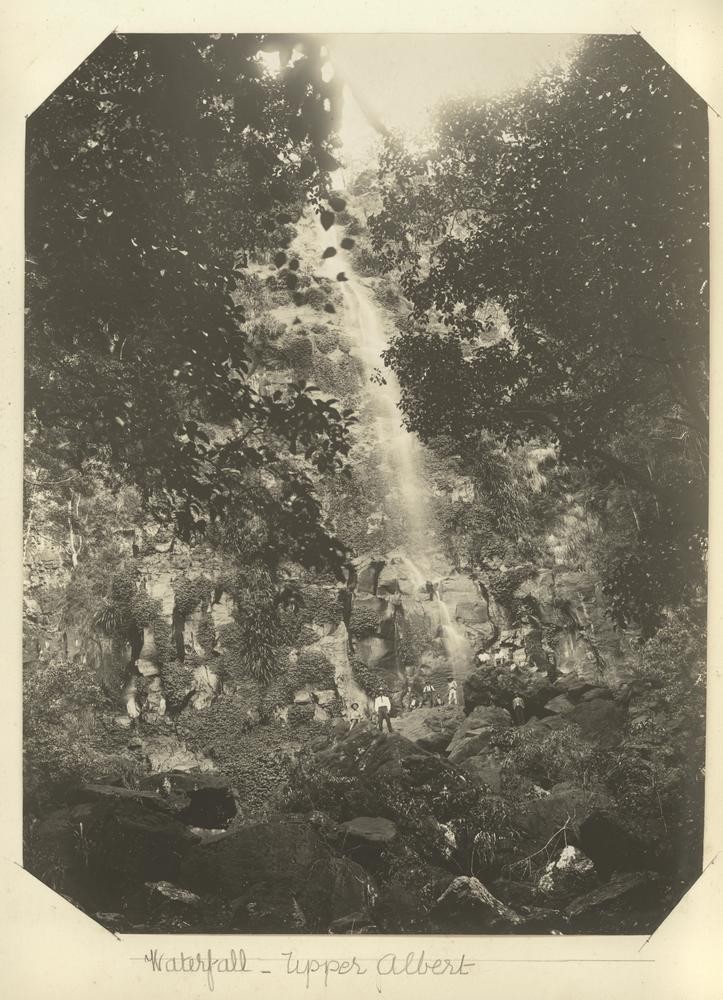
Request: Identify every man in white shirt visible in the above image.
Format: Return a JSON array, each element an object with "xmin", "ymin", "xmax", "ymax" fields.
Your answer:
[
  {"xmin": 373, "ymin": 689, "xmax": 393, "ymax": 733},
  {"xmin": 447, "ymin": 677, "xmax": 458, "ymax": 706}
]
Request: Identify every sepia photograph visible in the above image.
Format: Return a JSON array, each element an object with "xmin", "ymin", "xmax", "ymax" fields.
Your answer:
[{"xmin": 22, "ymin": 30, "xmax": 708, "ymax": 939}]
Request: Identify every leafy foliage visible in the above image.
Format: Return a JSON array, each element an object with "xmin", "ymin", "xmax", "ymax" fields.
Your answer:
[
  {"xmin": 372, "ymin": 35, "xmax": 708, "ymax": 630},
  {"xmin": 278, "ymin": 751, "xmax": 518, "ymax": 879},
  {"xmin": 351, "ymin": 656, "xmax": 381, "ymax": 695},
  {"xmin": 23, "ymin": 658, "xmax": 141, "ymax": 810},
  {"xmin": 26, "ymin": 32, "xmax": 354, "ymax": 571},
  {"xmin": 290, "ymin": 649, "xmax": 336, "ymax": 690},
  {"xmin": 174, "ymin": 576, "xmax": 213, "ymax": 618},
  {"xmin": 215, "ymin": 566, "xmax": 285, "ymax": 685},
  {"xmin": 348, "ymin": 603, "xmax": 381, "ymax": 637}
]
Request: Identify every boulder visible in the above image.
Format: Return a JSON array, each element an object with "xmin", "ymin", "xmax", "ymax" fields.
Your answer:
[
  {"xmin": 315, "ymin": 728, "xmax": 446, "ymax": 781},
  {"xmin": 544, "ymin": 694, "xmax": 575, "ymax": 715},
  {"xmin": 459, "ymin": 755, "xmax": 503, "ymax": 792},
  {"xmin": 339, "ymin": 816, "xmax": 397, "ymax": 844},
  {"xmin": 565, "ymin": 700, "xmax": 627, "ymax": 746},
  {"xmin": 431, "ymin": 876, "xmax": 523, "ymax": 932},
  {"xmin": 581, "ymin": 687, "xmax": 614, "ymax": 702},
  {"xmin": 446, "ymin": 705, "xmax": 511, "ymax": 764},
  {"xmin": 85, "ymin": 799, "xmax": 200, "ymax": 885},
  {"xmin": 551, "ymin": 673, "xmax": 597, "ymax": 702},
  {"xmin": 392, "ymin": 705, "xmax": 463, "ymax": 753},
  {"xmin": 579, "ymin": 810, "xmax": 652, "ymax": 879},
  {"xmin": 565, "ymin": 871, "xmax": 667, "ymax": 933},
  {"xmin": 145, "ymin": 880, "xmax": 201, "ymax": 910},
  {"xmin": 179, "ymin": 815, "xmax": 325, "ymax": 901},
  {"xmin": 515, "ymin": 782, "xmax": 614, "ymax": 856},
  {"xmin": 124, "ymin": 880, "xmax": 203, "ymax": 930},
  {"xmin": 327, "ymin": 856, "xmax": 378, "ymax": 933},
  {"xmin": 536, "ymin": 846, "xmax": 599, "ymax": 904},
  {"xmin": 69, "ymin": 783, "xmax": 189, "ymax": 816},
  {"xmin": 190, "ymin": 823, "xmax": 375, "ymax": 933}
]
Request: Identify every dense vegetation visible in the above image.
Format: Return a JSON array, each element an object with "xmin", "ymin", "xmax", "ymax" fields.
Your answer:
[
  {"xmin": 371, "ymin": 35, "xmax": 708, "ymax": 634},
  {"xmin": 26, "ymin": 32, "xmax": 353, "ymax": 567}
]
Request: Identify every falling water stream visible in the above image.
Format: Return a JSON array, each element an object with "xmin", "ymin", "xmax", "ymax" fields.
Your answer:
[{"xmin": 320, "ymin": 221, "xmax": 475, "ymax": 694}]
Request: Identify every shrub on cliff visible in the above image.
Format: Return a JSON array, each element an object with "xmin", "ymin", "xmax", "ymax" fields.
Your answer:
[
  {"xmin": 287, "ymin": 703, "xmax": 315, "ymax": 727},
  {"xmin": 299, "ymin": 586, "xmax": 344, "ymax": 628},
  {"xmin": 159, "ymin": 660, "xmax": 195, "ymax": 713},
  {"xmin": 174, "ymin": 576, "xmax": 213, "ymax": 618},
  {"xmin": 291, "ymin": 649, "xmax": 336, "ymax": 690},
  {"xmin": 349, "ymin": 604, "xmax": 381, "ymax": 637},
  {"xmin": 351, "ymin": 657, "xmax": 380, "ymax": 695},
  {"xmin": 311, "ymin": 324, "xmax": 340, "ymax": 355}
]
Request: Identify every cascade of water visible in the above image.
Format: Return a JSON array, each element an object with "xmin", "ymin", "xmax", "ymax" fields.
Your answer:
[
  {"xmin": 319, "ymin": 219, "xmax": 472, "ymax": 690},
  {"xmin": 437, "ymin": 598, "xmax": 474, "ymax": 686}
]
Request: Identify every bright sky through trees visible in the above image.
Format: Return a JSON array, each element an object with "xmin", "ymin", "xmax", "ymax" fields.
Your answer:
[{"xmin": 326, "ymin": 33, "xmax": 581, "ymax": 165}]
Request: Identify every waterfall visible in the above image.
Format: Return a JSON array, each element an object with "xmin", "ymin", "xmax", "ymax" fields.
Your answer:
[
  {"xmin": 340, "ymin": 278, "xmax": 432, "ymax": 551},
  {"xmin": 319, "ymin": 219, "xmax": 473, "ymax": 695}
]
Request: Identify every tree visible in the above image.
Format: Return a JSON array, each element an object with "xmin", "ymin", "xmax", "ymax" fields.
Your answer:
[
  {"xmin": 26, "ymin": 33, "xmax": 352, "ymax": 569},
  {"xmin": 372, "ymin": 35, "xmax": 708, "ymax": 630}
]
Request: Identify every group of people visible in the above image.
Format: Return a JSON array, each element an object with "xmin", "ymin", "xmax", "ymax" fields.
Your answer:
[
  {"xmin": 363, "ymin": 677, "xmax": 460, "ymax": 735},
  {"xmin": 475, "ymin": 642, "xmax": 558, "ymax": 683},
  {"xmin": 361, "ymin": 680, "xmax": 523, "ymax": 734},
  {"xmin": 350, "ymin": 638, "xmax": 560, "ymax": 735},
  {"xmin": 408, "ymin": 677, "xmax": 458, "ymax": 709}
]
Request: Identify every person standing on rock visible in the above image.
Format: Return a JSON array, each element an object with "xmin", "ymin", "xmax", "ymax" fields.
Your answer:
[
  {"xmin": 374, "ymin": 689, "xmax": 393, "ymax": 733},
  {"xmin": 421, "ymin": 681, "xmax": 436, "ymax": 707},
  {"xmin": 447, "ymin": 677, "xmax": 458, "ymax": 706},
  {"xmin": 512, "ymin": 694, "xmax": 526, "ymax": 725},
  {"xmin": 348, "ymin": 702, "xmax": 364, "ymax": 730},
  {"xmin": 543, "ymin": 641, "xmax": 559, "ymax": 682}
]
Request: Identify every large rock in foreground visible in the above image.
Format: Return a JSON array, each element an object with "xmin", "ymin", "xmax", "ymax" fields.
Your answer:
[
  {"xmin": 536, "ymin": 846, "xmax": 599, "ymax": 905},
  {"xmin": 315, "ymin": 728, "xmax": 453, "ymax": 781},
  {"xmin": 179, "ymin": 814, "xmax": 378, "ymax": 933},
  {"xmin": 431, "ymin": 876, "xmax": 523, "ymax": 932},
  {"xmin": 339, "ymin": 816, "xmax": 398, "ymax": 844},
  {"xmin": 446, "ymin": 705, "xmax": 511, "ymax": 764},
  {"xmin": 565, "ymin": 871, "xmax": 667, "ymax": 933},
  {"xmin": 391, "ymin": 705, "xmax": 463, "ymax": 753},
  {"xmin": 179, "ymin": 815, "xmax": 324, "ymax": 900},
  {"xmin": 85, "ymin": 799, "xmax": 201, "ymax": 885},
  {"xmin": 514, "ymin": 782, "xmax": 614, "ymax": 855}
]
